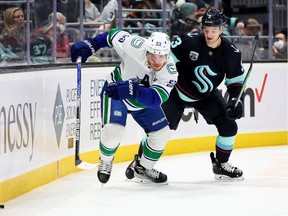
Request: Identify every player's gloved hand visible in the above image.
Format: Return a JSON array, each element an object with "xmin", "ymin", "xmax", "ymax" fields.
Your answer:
[
  {"xmin": 106, "ymin": 80, "xmax": 140, "ymax": 100},
  {"xmin": 71, "ymin": 39, "xmax": 96, "ymax": 63},
  {"xmin": 225, "ymin": 97, "xmax": 243, "ymax": 120}
]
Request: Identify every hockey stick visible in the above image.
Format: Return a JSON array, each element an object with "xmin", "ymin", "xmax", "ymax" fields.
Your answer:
[
  {"xmin": 75, "ymin": 57, "xmax": 97, "ymax": 169},
  {"xmin": 234, "ymin": 35, "xmax": 259, "ymax": 107}
]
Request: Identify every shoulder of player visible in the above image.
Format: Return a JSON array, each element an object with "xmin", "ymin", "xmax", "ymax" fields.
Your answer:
[
  {"xmin": 30, "ymin": 31, "xmax": 51, "ymax": 44},
  {"xmin": 110, "ymin": 30, "xmax": 145, "ymax": 45},
  {"xmin": 221, "ymin": 37, "xmax": 242, "ymax": 56},
  {"xmin": 103, "ymin": 0, "xmax": 118, "ymax": 10},
  {"xmin": 181, "ymin": 31, "xmax": 202, "ymax": 42},
  {"xmin": 171, "ymin": 32, "xmax": 203, "ymax": 51}
]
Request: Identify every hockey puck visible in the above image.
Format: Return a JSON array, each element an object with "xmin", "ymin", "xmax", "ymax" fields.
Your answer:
[{"xmin": 0, "ymin": 204, "xmax": 4, "ymax": 209}]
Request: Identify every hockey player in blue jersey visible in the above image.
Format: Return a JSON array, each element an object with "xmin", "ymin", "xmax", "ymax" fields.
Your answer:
[
  {"xmin": 126, "ymin": 9, "xmax": 245, "ymax": 181},
  {"xmin": 71, "ymin": 29, "xmax": 178, "ymax": 184}
]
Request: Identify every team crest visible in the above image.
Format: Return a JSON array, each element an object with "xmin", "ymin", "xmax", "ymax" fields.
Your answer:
[
  {"xmin": 189, "ymin": 51, "xmax": 199, "ymax": 61},
  {"xmin": 131, "ymin": 37, "xmax": 145, "ymax": 48}
]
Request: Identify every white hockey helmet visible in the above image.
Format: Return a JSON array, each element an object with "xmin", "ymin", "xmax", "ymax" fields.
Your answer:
[{"xmin": 146, "ymin": 32, "xmax": 170, "ymax": 55}]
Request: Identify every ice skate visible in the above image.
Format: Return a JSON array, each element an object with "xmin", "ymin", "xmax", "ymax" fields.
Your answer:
[
  {"xmin": 134, "ymin": 161, "xmax": 168, "ymax": 185},
  {"xmin": 125, "ymin": 154, "xmax": 139, "ymax": 180},
  {"xmin": 97, "ymin": 158, "xmax": 113, "ymax": 184},
  {"xmin": 210, "ymin": 152, "xmax": 244, "ymax": 181}
]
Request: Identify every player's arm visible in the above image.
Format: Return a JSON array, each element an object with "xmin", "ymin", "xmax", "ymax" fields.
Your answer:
[
  {"xmin": 139, "ymin": 81, "xmax": 176, "ymax": 108},
  {"xmin": 106, "ymin": 80, "xmax": 169, "ymax": 109},
  {"xmin": 106, "ymin": 67, "xmax": 178, "ymax": 109},
  {"xmin": 70, "ymin": 28, "xmax": 121, "ymax": 63},
  {"xmin": 224, "ymin": 51, "xmax": 246, "ymax": 120},
  {"xmin": 170, "ymin": 35, "xmax": 184, "ymax": 63},
  {"xmin": 170, "ymin": 32, "xmax": 198, "ymax": 63},
  {"xmin": 224, "ymin": 51, "xmax": 246, "ymax": 98}
]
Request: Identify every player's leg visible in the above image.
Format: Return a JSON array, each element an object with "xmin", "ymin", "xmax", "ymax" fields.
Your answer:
[
  {"xmin": 125, "ymin": 90, "xmax": 185, "ymax": 182},
  {"xmin": 98, "ymin": 89, "xmax": 128, "ymax": 184},
  {"xmin": 209, "ymin": 115, "xmax": 243, "ymax": 180},
  {"xmin": 134, "ymin": 126, "xmax": 171, "ymax": 184},
  {"xmin": 127, "ymin": 107, "xmax": 171, "ymax": 184},
  {"xmin": 194, "ymin": 89, "xmax": 243, "ymax": 180}
]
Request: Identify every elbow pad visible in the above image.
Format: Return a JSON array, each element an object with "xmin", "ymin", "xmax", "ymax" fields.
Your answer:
[
  {"xmin": 137, "ymin": 87, "xmax": 162, "ymax": 109},
  {"xmin": 91, "ymin": 31, "xmax": 109, "ymax": 52}
]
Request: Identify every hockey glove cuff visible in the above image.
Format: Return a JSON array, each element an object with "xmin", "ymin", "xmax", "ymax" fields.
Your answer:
[
  {"xmin": 71, "ymin": 38, "xmax": 96, "ymax": 63},
  {"xmin": 225, "ymin": 97, "xmax": 243, "ymax": 120},
  {"xmin": 106, "ymin": 80, "xmax": 140, "ymax": 100}
]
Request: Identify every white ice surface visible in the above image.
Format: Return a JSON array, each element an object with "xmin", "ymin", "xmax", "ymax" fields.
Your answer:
[{"xmin": 1, "ymin": 145, "xmax": 288, "ymax": 216}]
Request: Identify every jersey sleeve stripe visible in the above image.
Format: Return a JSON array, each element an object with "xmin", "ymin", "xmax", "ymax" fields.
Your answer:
[{"xmin": 108, "ymin": 28, "xmax": 120, "ymax": 46}]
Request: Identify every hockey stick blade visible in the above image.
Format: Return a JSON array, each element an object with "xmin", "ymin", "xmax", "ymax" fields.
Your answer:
[
  {"xmin": 234, "ymin": 35, "xmax": 259, "ymax": 107},
  {"xmin": 75, "ymin": 56, "xmax": 97, "ymax": 170},
  {"xmin": 75, "ymin": 159, "xmax": 97, "ymax": 170}
]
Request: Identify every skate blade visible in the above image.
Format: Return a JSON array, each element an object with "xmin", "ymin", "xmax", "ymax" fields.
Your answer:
[
  {"xmin": 214, "ymin": 174, "xmax": 245, "ymax": 181},
  {"xmin": 133, "ymin": 176, "xmax": 169, "ymax": 185}
]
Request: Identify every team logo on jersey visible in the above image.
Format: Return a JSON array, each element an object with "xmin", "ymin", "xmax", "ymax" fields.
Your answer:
[
  {"xmin": 192, "ymin": 65, "xmax": 217, "ymax": 93},
  {"xmin": 114, "ymin": 110, "xmax": 122, "ymax": 117},
  {"xmin": 166, "ymin": 63, "xmax": 177, "ymax": 74},
  {"xmin": 131, "ymin": 37, "xmax": 145, "ymax": 48},
  {"xmin": 189, "ymin": 51, "xmax": 199, "ymax": 61}
]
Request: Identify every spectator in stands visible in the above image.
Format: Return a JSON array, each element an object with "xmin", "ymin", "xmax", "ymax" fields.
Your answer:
[
  {"xmin": 175, "ymin": 0, "xmax": 210, "ymax": 16},
  {"xmin": 145, "ymin": 0, "xmax": 162, "ymax": 9},
  {"xmin": 160, "ymin": 0, "xmax": 177, "ymax": 18},
  {"xmin": 39, "ymin": 12, "xmax": 70, "ymax": 58},
  {"xmin": 171, "ymin": 2, "xmax": 200, "ymax": 37},
  {"xmin": 208, "ymin": 0, "xmax": 245, "ymax": 37},
  {"xmin": 98, "ymin": 0, "xmax": 135, "ymax": 25},
  {"xmin": 172, "ymin": 0, "xmax": 205, "ymax": 22},
  {"xmin": 84, "ymin": 0, "xmax": 101, "ymax": 23},
  {"xmin": 239, "ymin": 18, "xmax": 261, "ymax": 37},
  {"xmin": 47, "ymin": 12, "xmax": 67, "ymax": 34},
  {"xmin": 0, "ymin": 7, "xmax": 26, "ymax": 63},
  {"xmin": 234, "ymin": 17, "xmax": 262, "ymax": 60},
  {"xmin": 34, "ymin": 1, "xmax": 53, "ymax": 27},
  {"xmin": 124, "ymin": 0, "xmax": 160, "ymax": 36},
  {"xmin": 191, "ymin": 0, "xmax": 210, "ymax": 15},
  {"xmin": 272, "ymin": 32, "xmax": 287, "ymax": 59},
  {"xmin": 0, "ymin": 42, "xmax": 19, "ymax": 65},
  {"xmin": 144, "ymin": 0, "xmax": 162, "ymax": 19},
  {"xmin": 221, "ymin": 16, "xmax": 245, "ymax": 36},
  {"xmin": 30, "ymin": 30, "xmax": 52, "ymax": 64}
]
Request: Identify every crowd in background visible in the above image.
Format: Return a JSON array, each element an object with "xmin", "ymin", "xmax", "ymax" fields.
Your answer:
[{"xmin": 0, "ymin": 0, "xmax": 287, "ymax": 66}]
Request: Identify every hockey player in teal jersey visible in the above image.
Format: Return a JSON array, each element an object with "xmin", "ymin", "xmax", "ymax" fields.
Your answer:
[{"xmin": 71, "ymin": 29, "xmax": 178, "ymax": 184}]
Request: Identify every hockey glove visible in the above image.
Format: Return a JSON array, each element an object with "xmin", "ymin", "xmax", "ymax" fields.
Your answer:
[
  {"xmin": 225, "ymin": 97, "xmax": 243, "ymax": 120},
  {"xmin": 106, "ymin": 80, "xmax": 140, "ymax": 100},
  {"xmin": 71, "ymin": 38, "xmax": 96, "ymax": 63}
]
